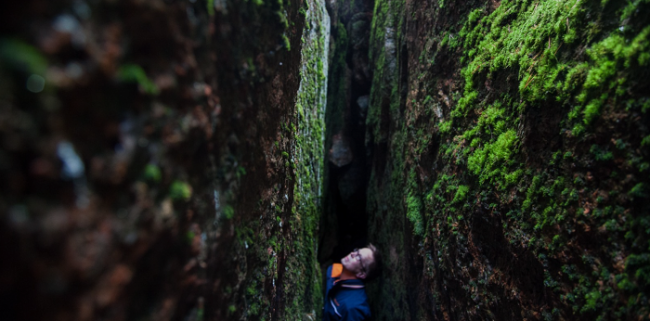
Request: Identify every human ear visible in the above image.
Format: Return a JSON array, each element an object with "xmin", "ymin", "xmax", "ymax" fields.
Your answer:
[{"xmin": 356, "ymin": 271, "xmax": 367, "ymax": 279}]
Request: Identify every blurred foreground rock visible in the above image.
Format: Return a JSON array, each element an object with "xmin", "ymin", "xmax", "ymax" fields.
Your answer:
[{"xmin": 0, "ymin": 0, "xmax": 329, "ymax": 320}]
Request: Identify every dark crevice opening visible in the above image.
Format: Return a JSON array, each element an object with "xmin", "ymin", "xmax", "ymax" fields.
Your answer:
[{"xmin": 319, "ymin": 0, "xmax": 375, "ymax": 265}]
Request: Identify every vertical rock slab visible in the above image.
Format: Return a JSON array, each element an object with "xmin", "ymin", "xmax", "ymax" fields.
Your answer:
[
  {"xmin": 364, "ymin": 0, "xmax": 413, "ymax": 320},
  {"xmin": 285, "ymin": 0, "xmax": 330, "ymax": 319}
]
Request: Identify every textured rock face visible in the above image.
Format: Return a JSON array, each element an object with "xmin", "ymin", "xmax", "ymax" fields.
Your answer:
[
  {"xmin": 364, "ymin": 0, "xmax": 650, "ymax": 320},
  {"xmin": 0, "ymin": 0, "xmax": 329, "ymax": 320}
]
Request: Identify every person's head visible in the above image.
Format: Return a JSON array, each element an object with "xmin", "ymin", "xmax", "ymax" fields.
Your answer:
[{"xmin": 341, "ymin": 243, "xmax": 381, "ymax": 281}]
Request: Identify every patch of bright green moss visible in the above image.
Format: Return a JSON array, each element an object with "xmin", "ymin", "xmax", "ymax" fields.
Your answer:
[
  {"xmin": 452, "ymin": 185, "xmax": 470, "ymax": 204},
  {"xmin": 169, "ymin": 180, "xmax": 192, "ymax": 201},
  {"xmin": 467, "ymin": 129, "xmax": 518, "ymax": 185},
  {"xmin": 118, "ymin": 64, "xmax": 159, "ymax": 95}
]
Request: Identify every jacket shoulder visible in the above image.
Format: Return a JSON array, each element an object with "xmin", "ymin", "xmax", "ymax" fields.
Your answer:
[
  {"xmin": 330, "ymin": 263, "xmax": 343, "ymax": 278},
  {"xmin": 325, "ymin": 263, "xmax": 343, "ymax": 280}
]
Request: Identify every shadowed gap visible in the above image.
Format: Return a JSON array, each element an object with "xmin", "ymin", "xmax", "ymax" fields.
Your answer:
[{"xmin": 319, "ymin": 0, "xmax": 374, "ymax": 265}]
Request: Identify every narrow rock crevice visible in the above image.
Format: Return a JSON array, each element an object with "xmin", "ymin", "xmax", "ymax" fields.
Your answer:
[{"xmin": 320, "ymin": 0, "xmax": 375, "ymax": 265}]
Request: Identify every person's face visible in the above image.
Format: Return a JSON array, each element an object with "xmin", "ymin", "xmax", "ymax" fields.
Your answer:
[{"xmin": 341, "ymin": 247, "xmax": 374, "ymax": 279}]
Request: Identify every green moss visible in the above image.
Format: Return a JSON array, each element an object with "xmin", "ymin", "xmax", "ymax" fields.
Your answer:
[
  {"xmin": 467, "ymin": 129, "xmax": 518, "ymax": 185},
  {"xmin": 117, "ymin": 64, "xmax": 159, "ymax": 95},
  {"xmin": 236, "ymin": 166, "xmax": 247, "ymax": 179},
  {"xmin": 590, "ymin": 144, "xmax": 614, "ymax": 161},
  {"xmin": 144, "ymin": 164, "xmax": 162, "ymax": 182},
  {"xmin": 438, "ymin": 120, "xmax": 452, "ymax": 133},
  {"xmin": 522, "ymin": 175, "xmax": 542, "ymax": 211},
  {"xmin": 169, "ymin": 181, "xmax": 192, "ymax": 201},
  {"xmin": 449, "ymin": 0, "xmax": 650, "ymax": 136},
  {"xmin": 223, "ymin": 205, "xmax": 235, "ymax": 219},
  {"xmin": 207, "ymin": 0, "xmax": 215, "ymax": 16},
  {"xmin": 0, "ymin": 38, "xmax": 48, "ymax": 74},
  {"xmin": 452, "ymin": 185, "xmax": 470, "ymax": 204},
  {"xmin": 282, "ymin": 33, "xmax": 291, "ymax": 51},
  {"xmin": 641, "ymin": 135, "xmax": 650, "ymax": 146},
  {"xmin": 406, "ymin": 191, "xmax": 424, "ymax": 236},
  {"xmin": 628, "ymin": 183, "xmax": 646, "ymax": 199}
]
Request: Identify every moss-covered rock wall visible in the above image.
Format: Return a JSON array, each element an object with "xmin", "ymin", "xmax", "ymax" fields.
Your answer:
[
  {"xmin": 365, "ymin": 0, "xmax": 650, "ymax": 320},
  {"xmin": 4, "ymin": 0, "xmax": 650, "ymax": 319},
  {"xmin": 0, "ymin": 0, "xmax": 329, "ymax": 320}
]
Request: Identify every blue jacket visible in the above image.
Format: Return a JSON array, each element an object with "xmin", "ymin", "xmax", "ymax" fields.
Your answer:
[{"xmin": 323, "ymin": 264, "xmax": 371, "ymax": 321}]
